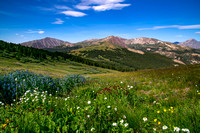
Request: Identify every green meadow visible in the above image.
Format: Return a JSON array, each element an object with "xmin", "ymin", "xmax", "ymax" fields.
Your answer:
[{"xmin": 0, "ymin": 60, "xmax": 199, "ymax": 132}]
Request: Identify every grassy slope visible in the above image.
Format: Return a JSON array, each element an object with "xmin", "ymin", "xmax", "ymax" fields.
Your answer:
[
  {"xmin": 71, "ymin": 46, "xmax": 177, "ymax": 70},
  {"xmin": 0, "ymin": 57, "xmax": 117, "ymax": 78},
  {"xmin": 77, "ymin": 64, "xmax": 200, "ymax": 132}
]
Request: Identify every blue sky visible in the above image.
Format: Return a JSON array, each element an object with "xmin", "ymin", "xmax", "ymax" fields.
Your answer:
[{"xmin": 0, "ymin": 0, "xmax": 200, "ymax": 43}]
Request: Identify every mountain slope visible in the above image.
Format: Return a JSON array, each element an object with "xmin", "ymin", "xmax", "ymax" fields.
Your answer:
[
  {"xmin": 21, "ymin": 37, "xmax": 71, "ymax": 49},
  {"xmin": 70, "ymin": 46, "xmax": 178, "ymax": 70},
  {"xmin": 178, "ymin": 39, "xmax": 200, "ymax": 49}
]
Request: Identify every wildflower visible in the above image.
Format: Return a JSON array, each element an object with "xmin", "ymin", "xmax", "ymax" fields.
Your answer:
[
  {"xmin": 114, "ymin": 107, "xmax": 117, "ymax": 111},
  {"xmin": 6, "ymin": 119, "xmax": 9, "ymax": 123},
  {"xmin": 164, "ymin": 109, "xmax": 167, "ymax": 112},
  {"xmin": 120, "ymin": 119, "xmax": 124, "ymax": 124},
  {"xmin": 143, "ymin": 117, "xmax": 147, "ymax": 122},
  {"xmin": 174, "ymin": 127, "xmax": 180, "ymax": 132},
  {"xmin": 157, "ymin": 111, "xmax": 160, "ymax": 114},
  {"xmin": 158, "ymin": 122, "xmax": 161, "ymax": 125},
  {"xmin": 198, "ymin": 92, "xmax": 200, "ymax": 95},
  {"xmin": 107, "ymin": 106, "xmax": 111, "ymax": 108},
  {"xmin": 91, "ymin": 128, "xmax": 95, "ymax": 131},
  {"xmin": 163, "ymin": 125, "xmax": 168, "ymax": 130},
  {"xmin": 182, "ymin": 128, "xmax": 190, "ymax": 133},
  {"xmin": 153, "ymin": 128, "xmax": 156, "ymax": 131},
  {"xmin": 49, "ymin": 94, "xmax": 52, "ymax": 96},
  {"xmin": 154, "ymin": 119, "xmax": 157, "ymax": 122},
  {"xmin": 169, "ymin": 109, "xmax": 171, "ymax": 111},
  {"xmin": 15, "ymin": 78, "xmax": 17, "ymax": 81},
  {"xmin": 124, "ymin": 123, "xmax": 128, "ymax": 127},
  {"xmin": 87, "ymin": 115, "xmax": 90, "ymax": 118},
  {"xmin": 171, "ymin": 110, "xmax": 174, "ymax": 113},
  {"xmin": 112, "ymin": 122, "xmax": 117, "ymax": 126},
  {"xmin": 87, "ymin": 101, "xmax": 91, "ymax": 104},
  {"xmin": 77, "ymin": 107, "xmax": 80, "ymax": 109},
  {"xmin": 120, "ymin": 81, "xmax": 123, "ymax": 83},
  {"xmin": 170, "ymin": 107, "xmax": 173, "ymax": 109},
  {"xmin": 104, "ymin": 97, "xmax": 107, "ymax": 100},
  {"xmin": 123, "ymin": 115, "xmax": 126, "ymax": 119},
  {"xmin": 3, "ymin": 124, "xmax": 7, "ymax": 128},
  {"xmin": 153, "ymin": 101, "xmax": 156, "ymax": 104}
]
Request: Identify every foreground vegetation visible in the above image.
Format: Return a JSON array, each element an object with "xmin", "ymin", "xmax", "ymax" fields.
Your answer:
[{"xmin": 0, "ymin": 64, "xmax": 199, "ymax": 132}]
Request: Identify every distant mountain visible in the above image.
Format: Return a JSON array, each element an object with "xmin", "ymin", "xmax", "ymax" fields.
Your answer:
[
  {"xmin": 124, "ymin": 37, "xmax": 164, "ymax": 45},
  {"xmin": 21, "ymin": 37, "xmax": 71, "ymax": 49},
  {"xmin": 72, "ymin": 36, "xmax": 200, "ymax": 65},
  {"xmin": 178, "ymin": 39, "xmax": 200, "ymax": 49},
  {"xmin": 75, "ymin": 36, "xmax": 126, "ymax": 48},
  {"xmin": 173, "ymin": 42, "xmax": 180, "ymax": 45}
]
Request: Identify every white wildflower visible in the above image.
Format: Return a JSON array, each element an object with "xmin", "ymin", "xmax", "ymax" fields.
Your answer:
[
  {"xmin": 104, "ymin": 97, "xmax": 107, "ymax": 100},
  {"xmin": 153, "ymin": 128, "xmax": 156, "ymax": 131},
  {"xmin": 87, "ymin": 101, "xmax": 91, "ymax": 104},
  {"xmin": 120, "ymin": 119, "xmax": 124, "ymax": 124},
  {"xmin": 162, "ymin": 125, "xmax": 168, "ymax": 130},
  {"xmin": 112, "ymin": 122, "xmax": 117, "ymax": 126},
  {"xmin": 77, "ymin": 107, "xmax": 80, "ymax": 109},
  {"xmin": 87, "ymin": 115, "xmax": 90, "ymax": 118},
  {"xmin": 174, "ymin": 127, "xmax": 180, "ymax": 132},
  {"xmin": 107, "ymin": 106, "xmax": 111, "ymax": 108},
  {"xmin": 182, "ymin": 128, "xmax": 190, "ymax": 133},
  {"xmin": 114, "ymin": 107, "xmax": 117, "ymax": 111},
  {"xmin": 143, "ymin": 117, "xmax": 147, "ymax": 122},
  {"xmin": 120, "ymin": 81, "xmax": 123, "ymax": 83},
  {"xmin": 91, "ymin": 128, "xmax": 95, "ymax": 131},
  {"xmin": 124, "ymin": 123, "xmax": 128, "ymax": 127},
  {"xmin": 123, "ymin": 115, "xmax": 126, "ymax": 119}
]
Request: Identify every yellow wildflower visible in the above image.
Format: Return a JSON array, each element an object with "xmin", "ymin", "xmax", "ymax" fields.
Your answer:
[
  {"xmin": 154, "ymin": 119, "xmax": 157, "ymax": 122},
  {"xmin": 169, "ymin": 109, "xmax": 171, "ymax": 111},
  {"xmin": 157, "ymin": 111, "xmax": 160, "ymax": 114},
  {"xmin": 198, "ymin": 92, "xmax": 200, "ymax": 95},
  {"xmin": 170, "ymin": 107, "xmax": 173, "ymax": 109},
  {"xmin": 164, "ymin": 109, "xmax": 167, "ymax": 112},
  {"xmin": 6, "ymin": 119, "xmax": 9, "ymax": 123},
  {"xmin": 158, "ymin": 122, "xmax": 161, "ymax": 125},
  {"xmin": 171, "ymin": 110, "xmax": 174, "ymax": 113},
  {"xmin": 3, "ymin": 124, "xmax": 7, "ymax": 128}
]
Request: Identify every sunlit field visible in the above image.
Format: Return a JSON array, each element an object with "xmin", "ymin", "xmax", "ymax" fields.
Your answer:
[{"xmin": 0, "ymin": 64, "xmax": 200, "ymax": 132}]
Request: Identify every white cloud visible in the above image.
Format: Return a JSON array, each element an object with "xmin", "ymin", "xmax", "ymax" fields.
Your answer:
[
  {"xmin": 16, "ymin": 33, "xmax": 19, "ymax": 35},
  {"xmin": 52, "ymin": 18, "xmax": 64, "ymax": 24},
  {"xmin": 92, "ymin": 3, "xmax": 130, "ymax": 11},
  {"xmin": 20, "ymin": 35, "xmax": 24, "ymax": 37},
  {"xmin": 38, "ymin": 31, "xmax": 45, "ymax": 34},
  {"xmin": 75, "ymin": 5, "xmax": 91, "ymax": 10},
  {"xmin": 137, "ymin": 25, "xmax": 200, "ymax": 30},
  {"xmin": 195, "ymin": 32, "xmax": 200, "ymax": 34},
  {"xmin": 27, "ymin": 30, "xmax": 45, "ymax": 34},
  {"xmin": 61, "ymin": 11, "xmax": 87, "ymax": 17},
  {"xmin": 75, "ymin": 0, "xmax": 130, "ymax": 11},
  {"xmin": 55, "ymin": 5, "xmax": 71, "ymax": 10}
]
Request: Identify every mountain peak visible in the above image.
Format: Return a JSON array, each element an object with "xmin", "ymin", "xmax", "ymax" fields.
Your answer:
[
  {"xmin": 102, "ymin": 36, "xmax": 127, "ymax": 48},
  {"xmin": 178, "ymin": 39, "xmax": 200, "ymax": 49},
  {"xmin": 21, "ymin": 37, "xmax": 71, "ymax": 49}
]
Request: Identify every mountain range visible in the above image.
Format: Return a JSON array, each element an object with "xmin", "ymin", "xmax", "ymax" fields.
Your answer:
[{"xmin": 20, "ymin": 36, "xmax": 200, "ymax": 67}]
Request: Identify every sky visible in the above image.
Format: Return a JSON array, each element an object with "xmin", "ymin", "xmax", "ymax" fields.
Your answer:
[{"xmin": 0, "ymin": 0, "xmax": 200, "ymax": 43}]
